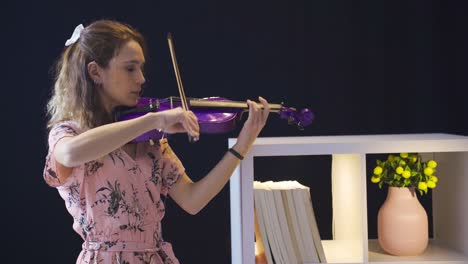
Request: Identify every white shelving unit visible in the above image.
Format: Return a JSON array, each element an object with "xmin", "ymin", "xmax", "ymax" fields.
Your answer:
[{"xmin": 229, "ymin": 134, "xmax": 468, "ymax": 264}]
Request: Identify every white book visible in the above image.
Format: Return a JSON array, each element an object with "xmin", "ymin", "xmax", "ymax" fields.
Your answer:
[
  {"xmin": 291, "ymin": 181, "xmax": 320, "ymax": 263},
  {"xmin": 254, "ymin": 180, "xmax": 325, "ymax": 263},
  {"xmin": 266, "ymin": 181, "xmax": 299, "ymax": 264},
  {"xmin": 256, "ymin": 182, "xmax": 285, "ymax": 264},
  {"xmin": 281, "ymin": 181, "xmax": 307, "ymax": 263},
  {"xmin": 262, "ymin": 181, "xmax": 288, "ymax": 264},
  {"xmin": 254, "ymin": 181, "xmax": 274, "ymax": 264},
  {"xmin": 298, "ymin": 184, "xmax": 327, "ymax": 263}
]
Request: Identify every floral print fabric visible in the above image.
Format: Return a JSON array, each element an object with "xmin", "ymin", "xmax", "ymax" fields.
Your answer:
[{"xmin": 43, "ymin": 121, "xmax": 185, "ymax": 264}]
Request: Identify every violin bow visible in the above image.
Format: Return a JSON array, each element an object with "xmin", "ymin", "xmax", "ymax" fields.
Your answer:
[{"xmin": 167, "ymin": 32, "xmax": 196, "ymax": 143}]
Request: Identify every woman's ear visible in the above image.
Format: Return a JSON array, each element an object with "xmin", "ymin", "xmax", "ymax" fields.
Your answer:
[{"xmin": 87, "ymin": 61, "xmax": 101, "ymax": 84}]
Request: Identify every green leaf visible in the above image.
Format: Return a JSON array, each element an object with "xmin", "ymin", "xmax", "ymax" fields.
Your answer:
[
  {"xmin": 416, "ymin": 162, "xmax": 422, "ymax": 171},
  {"xmin": 382, "ymin": 170, "xmax": 388, "ymax": 178}
]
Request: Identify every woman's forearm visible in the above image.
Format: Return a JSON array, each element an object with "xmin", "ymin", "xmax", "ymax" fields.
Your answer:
[
  {"xmin": 169, "ymin": 98, "xmax": 268, "ymax": 214},
  {"xmin": 55, "ymin": 112, "xmax": 162, "ymax": 167},
  {"xmin": 181, "ymin": 143, "xmax": 248, "ymax": 214}
]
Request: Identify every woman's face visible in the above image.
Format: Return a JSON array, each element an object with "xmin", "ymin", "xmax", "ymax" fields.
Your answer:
[{"xmin": 97, "ymin": 40, "xmax": 146, "ymax": 113}]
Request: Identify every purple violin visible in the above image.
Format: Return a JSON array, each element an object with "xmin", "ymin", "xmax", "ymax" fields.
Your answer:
[
  {"xmin": 115, "ymin": 33, "xmax": 314, "ymax": 143},
  {"xmin": 114, "ymin": 96, "xmax": 314, "ymax": 143}
]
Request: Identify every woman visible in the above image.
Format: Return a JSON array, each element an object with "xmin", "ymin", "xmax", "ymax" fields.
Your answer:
[{"xmin": 44, "ymin": 20, "xmax": 270, "ymax": 264}]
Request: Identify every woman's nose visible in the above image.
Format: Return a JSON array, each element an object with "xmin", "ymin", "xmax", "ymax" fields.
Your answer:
[{"xmin": 137, "ymin": 70, "xmax": 145, "ymax": 85}]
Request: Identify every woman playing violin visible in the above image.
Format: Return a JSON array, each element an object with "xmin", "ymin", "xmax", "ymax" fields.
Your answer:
[{"xmin": 43, "ymin": 19, "xmax": 270, "ymax": 264}]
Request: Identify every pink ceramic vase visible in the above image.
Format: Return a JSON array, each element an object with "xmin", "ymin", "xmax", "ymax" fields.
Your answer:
[{"xmin": 377, "ymin": 186, "xmax": 428, "ymax": 256}]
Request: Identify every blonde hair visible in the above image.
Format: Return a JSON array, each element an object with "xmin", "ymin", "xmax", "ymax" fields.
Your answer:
[{"xmin": 47, "ymin": 20, "xmax": 147, "ymax": 130}]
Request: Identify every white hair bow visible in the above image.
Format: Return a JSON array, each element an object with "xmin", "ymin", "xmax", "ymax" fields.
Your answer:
[{"xmin": 65, "ymin": 24, "xmax": 84, "ymax": 46}]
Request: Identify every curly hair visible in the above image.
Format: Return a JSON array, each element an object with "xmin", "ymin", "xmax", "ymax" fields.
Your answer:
[{"xmin": 47, "ymin": 20, "xmax": 147, "ymax": 130}]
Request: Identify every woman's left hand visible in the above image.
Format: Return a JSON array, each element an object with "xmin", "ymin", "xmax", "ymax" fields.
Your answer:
[{"xmin": 232, "ymin": 96, "xmax": 270, "ymax": 155}]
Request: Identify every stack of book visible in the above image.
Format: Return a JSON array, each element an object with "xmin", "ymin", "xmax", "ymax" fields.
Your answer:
[{"xmin": 254, "ymin": 180, "xmax": 327, "ymax": 264}]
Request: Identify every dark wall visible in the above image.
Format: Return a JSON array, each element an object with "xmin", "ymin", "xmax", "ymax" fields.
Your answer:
[{"xmin": 4, "ymin": 0, "xmax": 468, "ymax": 263}]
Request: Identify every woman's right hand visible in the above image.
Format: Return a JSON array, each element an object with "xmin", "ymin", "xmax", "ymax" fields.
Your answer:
[{"xmin": 156, "ymin": 107, "xmax": 200, "ymax": 140}]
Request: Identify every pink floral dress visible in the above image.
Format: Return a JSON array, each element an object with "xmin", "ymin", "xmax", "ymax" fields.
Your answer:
[{"xmin": 43, "ymin": 121, "xmax": 185, "ymax": 264}]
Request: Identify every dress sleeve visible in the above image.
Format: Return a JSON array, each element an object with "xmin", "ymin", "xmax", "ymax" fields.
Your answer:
[
  {"xmin": 43, "ymin": 121, "xmax": 80, "ymax": 188},
  {"xmin": 159, "ymin": 139, "xmax": 185, "ymax": 196}
]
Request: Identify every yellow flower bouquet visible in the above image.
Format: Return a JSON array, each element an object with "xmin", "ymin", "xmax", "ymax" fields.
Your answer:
[{"xmin": 370, "ymin": 153, "xmax": 439, "ymax": 195}]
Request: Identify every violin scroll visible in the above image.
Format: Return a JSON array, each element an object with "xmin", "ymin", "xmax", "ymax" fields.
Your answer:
[{"xmin": 278, "ymin": 106, "xmax": 315, "ymax": 131}]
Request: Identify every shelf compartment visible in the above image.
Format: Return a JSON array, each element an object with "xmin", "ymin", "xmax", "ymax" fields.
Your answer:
[{"xmin": 368, "ymin": 239, "xmax": 468, "ymax": 263}]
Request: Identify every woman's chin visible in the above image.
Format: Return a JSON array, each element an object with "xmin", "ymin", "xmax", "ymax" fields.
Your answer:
[
  {"xmin": 125, "ymin": 97, "xmax": 140, "ymax": 107},
  {"xmin": 131, "ymin": 98, "xmax": 140, "ymax": 106},
  {"xmin": 130, "ymin": 94, "xmax": 141, "ymax": 105}
]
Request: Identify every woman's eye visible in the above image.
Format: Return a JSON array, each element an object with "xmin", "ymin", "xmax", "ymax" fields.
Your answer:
[{"xmin": 127, "ymin": 68, "xmax": 135, "ymax": 72}]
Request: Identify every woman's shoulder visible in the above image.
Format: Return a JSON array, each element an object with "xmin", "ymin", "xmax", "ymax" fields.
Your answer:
[{"xmin": 49, "ymin": 120, "xmax": 82, "ymax": 135}]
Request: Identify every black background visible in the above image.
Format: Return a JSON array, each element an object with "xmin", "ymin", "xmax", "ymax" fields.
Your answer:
[{"xmin": 4, "ymin": 0, "xmax": 468, "ymax": 263}]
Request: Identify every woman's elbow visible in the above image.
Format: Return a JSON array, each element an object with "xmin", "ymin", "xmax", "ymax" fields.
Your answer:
[
  {"xmin": 180, "ymin": 201, "xmax": 204, "ymax": 215},
  {"xmin": 186, "ymin": 205, "xmax": 203, "ymax": 215},
  {"xmin": 55, "ymin": 143, "xmax": 79, "ymax": 167}
]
